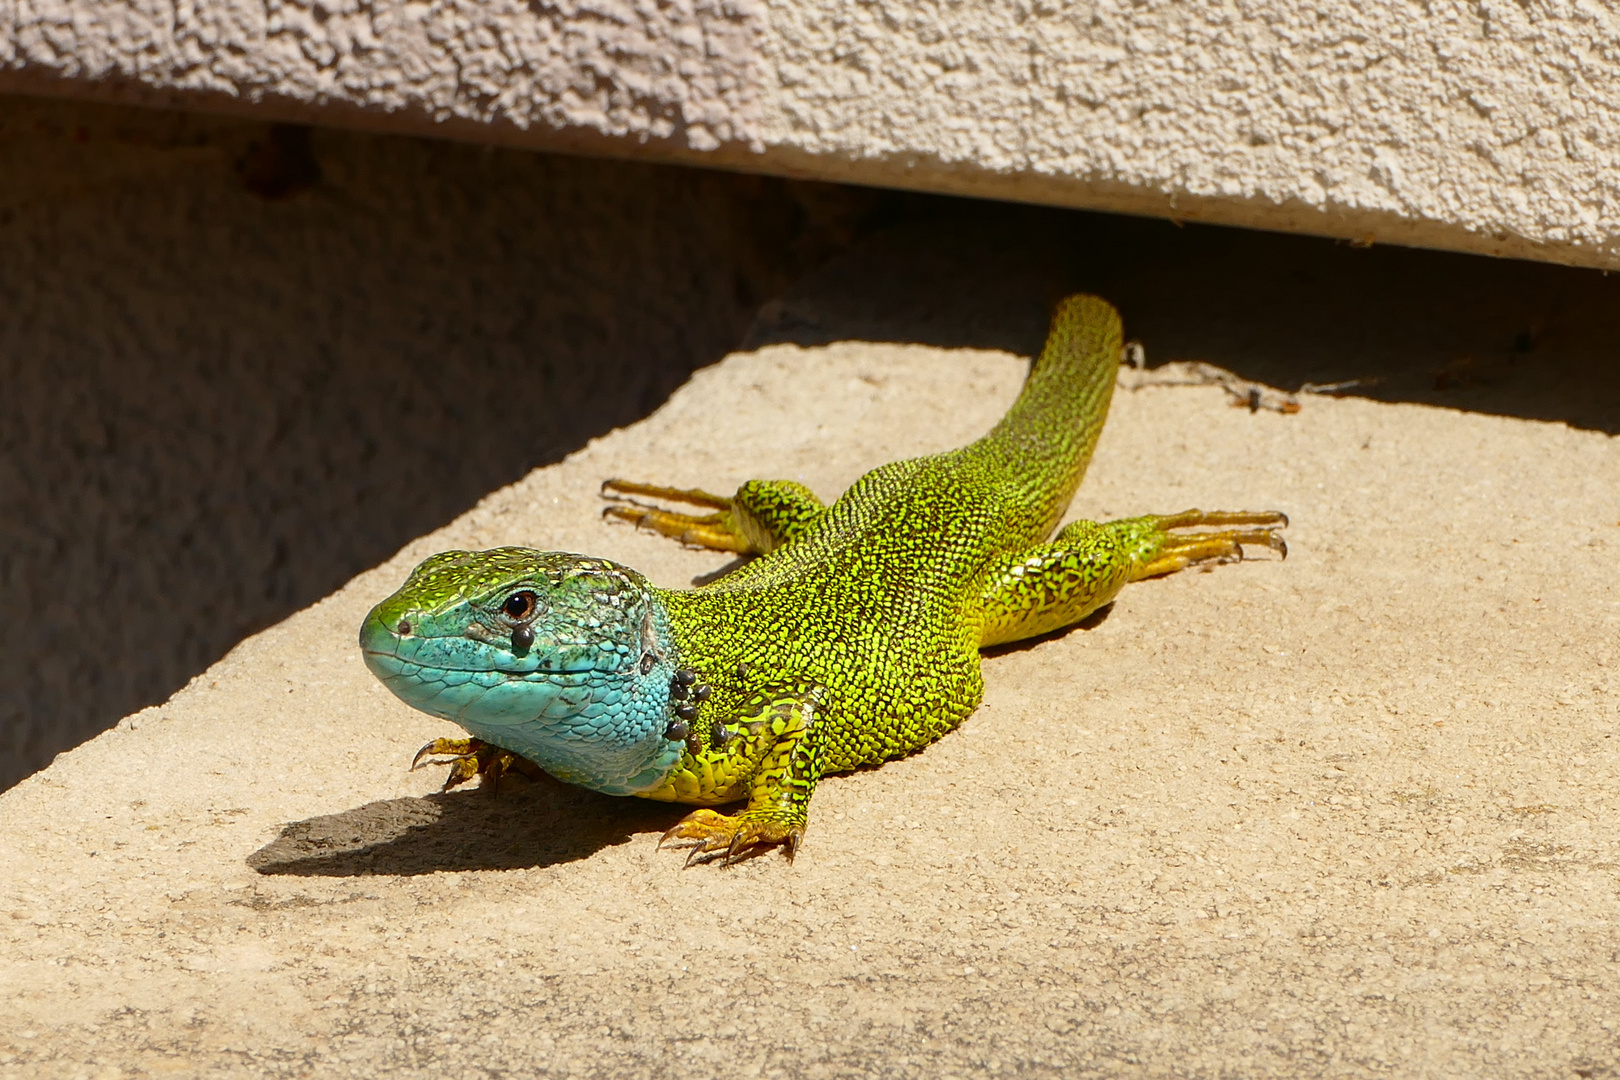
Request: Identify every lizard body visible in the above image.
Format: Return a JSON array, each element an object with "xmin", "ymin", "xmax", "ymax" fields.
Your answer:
[{"xmin": 360, "ymin": 295, "xmax": 1286, "ymax": 864}]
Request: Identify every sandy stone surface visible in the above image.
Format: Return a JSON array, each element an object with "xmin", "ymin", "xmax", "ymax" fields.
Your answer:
[{"xmin": 3, "ymin": 318, "xmax": 1619, "ymax": 1075}]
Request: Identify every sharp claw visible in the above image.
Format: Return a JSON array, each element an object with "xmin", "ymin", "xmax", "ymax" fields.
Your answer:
[
  {"xmin": 659, "ymin": 825, "xmax": 706, "ymax": 852},
  {"xmin": 1276, "ymin": 536, "xmax": 1289, "ymax": 560},
  {"xmin": 413, "ymin": 738, "xmax": 483, "ymax": 771}
]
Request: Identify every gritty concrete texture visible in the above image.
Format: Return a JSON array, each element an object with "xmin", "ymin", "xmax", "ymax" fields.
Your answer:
[
  {"xmin": 0, "ymin": 93, "xmax": 872, "ymax": 792},
  {"xmin": 6, "ymin": 1, "xmax": 1620, "ymax": 271},
  {"xmin": 2, "ymin": 212, "xmax": 1618, "ymax": 1077}
]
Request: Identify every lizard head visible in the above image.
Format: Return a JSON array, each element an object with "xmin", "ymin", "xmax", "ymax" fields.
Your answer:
[{"xmin": 359, "ymin": 547, "xmax": 685, "ymax": 794}]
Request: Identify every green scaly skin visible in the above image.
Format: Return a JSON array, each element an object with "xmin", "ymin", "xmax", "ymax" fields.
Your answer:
[{"xmin": 360, "ymin": 295, "xmax": 1287, "ymax": 865}]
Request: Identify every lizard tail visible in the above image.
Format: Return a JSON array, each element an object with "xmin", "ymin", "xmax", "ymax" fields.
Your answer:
[{"xmin": 980, "ymin": 293, "xmax": 1123, "ymax": 533}]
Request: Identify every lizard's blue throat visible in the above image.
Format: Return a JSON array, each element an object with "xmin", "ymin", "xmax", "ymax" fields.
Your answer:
[{"xmin": 358, "ymin": 551, "xmax": 688, "ymax": 795}]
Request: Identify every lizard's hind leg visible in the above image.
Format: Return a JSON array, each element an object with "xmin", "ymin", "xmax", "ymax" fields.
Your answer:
[
  {"xmin": 975, "ymin": 509, "xmax": 1287, "ymax": 647},
  {"xmin": 602, "ymin": 478, "xmax": 825, "ymax": 555}
]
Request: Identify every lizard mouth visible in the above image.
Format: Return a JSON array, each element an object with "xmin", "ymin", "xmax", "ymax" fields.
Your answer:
[
  {"xmin": 359, "ymin": 643, "xmax": 608, "ymax": 680},
  {"xmin": 358, "ymin": 614, "xmax": 612, "ymax": 679}
]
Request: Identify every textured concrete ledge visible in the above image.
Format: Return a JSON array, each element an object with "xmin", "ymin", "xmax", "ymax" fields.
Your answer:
[{"xmin": 5, "ymin": 0, "xmax": 1620, "ymax": 270}]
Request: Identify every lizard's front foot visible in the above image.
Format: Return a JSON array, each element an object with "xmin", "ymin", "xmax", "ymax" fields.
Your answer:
[
  {"xmin": 410, "ymin": 737, "xmax": 542, "ymax": 794},
  {"xmin": 600, "ymin": 479, "xmax": 748, "ymax": 552},
  {"xmin": 659, "ymin": 808, "xmax": 806, "ymax": 867}
]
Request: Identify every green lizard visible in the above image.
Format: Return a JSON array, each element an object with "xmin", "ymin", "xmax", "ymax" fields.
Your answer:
[{"xmin": 359, "ymin": 295, "xmax": 1286, "ymax": 865}]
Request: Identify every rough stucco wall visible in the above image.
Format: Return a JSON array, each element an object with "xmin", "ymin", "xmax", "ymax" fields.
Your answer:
[
  {"xmin": 0, "ymin": 0, "xmax": 765, "ymax": 152},
  {"xmin": 3, "ymin": 0, "xmax": 1620, "ymax": 270},
  {"xmin": 0, "ymin": 93, "xmax": 864, "ymax": 792},
  {"xmin": 761, "ymin": 0, "xmax": 1620, "ymax": 265}
]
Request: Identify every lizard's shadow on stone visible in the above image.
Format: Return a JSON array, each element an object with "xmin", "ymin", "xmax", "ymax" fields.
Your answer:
[{"xmin": 246, "ymin": 776, "xmax": 683, "ymax": 876}]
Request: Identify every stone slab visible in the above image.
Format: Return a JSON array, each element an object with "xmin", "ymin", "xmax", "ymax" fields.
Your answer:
[{"xmin": 2, "ymin": 283, "xmax": 1618, "ymax": 1074}]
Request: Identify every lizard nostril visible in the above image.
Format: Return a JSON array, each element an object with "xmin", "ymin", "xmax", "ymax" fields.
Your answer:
[{"xmin": 396, "ymin": 619, "xmax": 412, "ymax": 636}]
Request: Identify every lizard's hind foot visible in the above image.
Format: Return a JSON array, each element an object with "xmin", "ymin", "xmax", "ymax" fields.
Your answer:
[
  {"xmin": 659, "ymin": 808, "xmax": 805, "ymax": 867},
  {"xmin": 410, "ymin": 737, "xmax": 542, "ymax": 794},
  {"xmin": 1131, "ymin": 508, "xmax": 1288, "ymax": 579}
]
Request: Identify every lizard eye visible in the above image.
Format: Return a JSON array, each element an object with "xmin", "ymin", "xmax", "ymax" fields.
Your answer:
[{"xmin": 502, "ymin": 591, "xmax": 538, "ymax": 621}]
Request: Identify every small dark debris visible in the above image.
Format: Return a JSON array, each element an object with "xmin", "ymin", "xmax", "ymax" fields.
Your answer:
[{"xmin": 237, "ymin": 124, "xmax": 321, "ymax": 200}]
